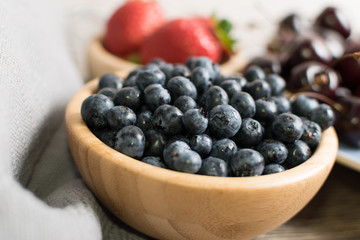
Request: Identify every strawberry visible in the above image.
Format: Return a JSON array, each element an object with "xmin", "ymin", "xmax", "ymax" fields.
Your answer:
[
  {"xmin": 103, "ymin": 0, "xmax": 165, "ymax": 59},
  {"xmin": 140, "ymin": 17, "xmax": 236, "ymax": 64}
]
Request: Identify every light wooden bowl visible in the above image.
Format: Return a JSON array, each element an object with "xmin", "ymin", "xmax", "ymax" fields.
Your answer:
[
  {"xmin": 65, "ymin": 76, "xmax": 338, "ymax": 240},
  {"xmin": 88, "ymin": 36, "xmax": 247, "ymax": 78}
]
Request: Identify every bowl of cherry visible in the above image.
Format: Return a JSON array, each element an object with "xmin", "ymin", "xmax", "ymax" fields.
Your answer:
[
  {"xmin": 244, "ymin": 6, "xmax": 360, "ymax": 169},
  {"xmin": 65, "ymin": 56, "xmax": 338, "ymax": 240}
]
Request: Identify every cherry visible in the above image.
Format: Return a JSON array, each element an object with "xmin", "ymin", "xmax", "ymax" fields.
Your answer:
[
  {"xmin": 335, "ymin": 96, "xmax": 360, "ymax": 147},
  {"xmin": 333, "ymin": 45, "xmax": 360, "ymax": 90},
  {"xmin": 316, "ymin": 28, "xmax": 345, "ymax": 59},
  {"xmin": 282, "ymin": 34, "xmax": 333, "ymax": 75},
  {"xmin": 356, "ymin": 86, "xmax": 360, "ymax": 97},
  {"xmin": 280, "ymin": 13, "xmax": 307, "ymax": 34},
  {"xmin": 287, "ymin": 61, "xmax": 340, "ymax": 98},
  {"xmin": 314, "ymin": 7, "xmax": 351, "ymax": 39},
  {"xmin": 268, "ymin": 13, "xmax": 308, "ymax": 54}
]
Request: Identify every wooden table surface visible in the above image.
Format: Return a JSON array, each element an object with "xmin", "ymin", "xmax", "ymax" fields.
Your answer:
[{"xmin": 256, "ymin": 162, "xmax": 360, "ymax": 240}]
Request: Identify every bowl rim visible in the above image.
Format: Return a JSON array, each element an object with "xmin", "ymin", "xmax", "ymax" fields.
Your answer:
[
  {"xmin": 90, "ymin": 36, "xmax": 248, "ymax": 75},
  {"xmin": 65, "ymin": 76, "xmax": 339, "ymax": 192}
]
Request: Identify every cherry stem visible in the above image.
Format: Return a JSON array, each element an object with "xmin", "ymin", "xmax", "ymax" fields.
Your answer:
[
  {"xmin": 329, "ymin": 51, "xmax": 360, "ymax": 69},
  {"xmin": 297, "ymin": 72, "xmax": 329, "ymax": 92}
]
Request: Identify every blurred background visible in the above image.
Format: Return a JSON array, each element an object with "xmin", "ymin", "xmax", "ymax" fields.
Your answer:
[{"xmin": 60, "ymin": 0, "xmax": 360, "ymax": 79}]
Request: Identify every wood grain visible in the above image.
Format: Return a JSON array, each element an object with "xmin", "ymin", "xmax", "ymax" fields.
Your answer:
[
  {"xmin": 88, "ymin": 37, "xmax": 247, "ymax": 78},
  {"xmin": 256, "ymin": 163, "xmax": 360, "ymax": 240},
  {"xmin": 65, "ymin": 79, "xmax": 338, "ymax": 240}
]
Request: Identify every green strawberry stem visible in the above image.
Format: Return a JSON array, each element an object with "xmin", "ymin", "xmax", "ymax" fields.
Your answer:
[
  {"xmin": 125, "ymin": 52, "xmax": 141, "ymax": 64},
  {"xmin": 211, "ymin": 14, "xmax": 237, "ymax": 57}
]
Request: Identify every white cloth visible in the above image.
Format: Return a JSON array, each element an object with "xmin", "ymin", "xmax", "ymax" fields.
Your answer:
[{"xmin": 1, "ymin": 0, "xmax": 359, "ymax": 239}]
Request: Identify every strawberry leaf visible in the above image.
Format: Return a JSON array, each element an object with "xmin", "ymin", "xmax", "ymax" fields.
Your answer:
[{"xmin": 211, "ymin": 14, "xmax": 237, "ymax": 55}]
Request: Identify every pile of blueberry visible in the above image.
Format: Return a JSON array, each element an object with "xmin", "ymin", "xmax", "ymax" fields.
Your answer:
[{"xmin": 81, "ymin": 56, "xmax": 335, "ymax": 177}]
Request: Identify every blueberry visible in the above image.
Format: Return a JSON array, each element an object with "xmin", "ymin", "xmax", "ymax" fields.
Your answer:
[
  {"xmin": 107, "ymin": 106, "xmax": 136, "ymax": 130},
  {"xmin": 243, "ymin": 79, "xmax": 271, "ymax": 100},
  {"xmin": 230, "ymin": 148, "xmax": 265, "ymax": 177},
  {"xmin": 210, "ymin": 138, "xmax": 237, "ymax": 163},
  {"xmin": 301, "ymin": 119, "xmax": 322, "ymax": 149},
  {"xmin": 291, "ymin": 95, "xmax": 319, "ymax": 117},
  {"xmin": 98, "ymin": 73, "xmax": 122, "ymax": 90},
  {"xmin": 256, "ymin": 139, "xmax": 288, "ymax": 164},
  {"xmin": 142, "ymin": 63, "xmax": 161, "ymax": 71},
  {"xmin": 123, "ymin": 75, "xmax": 137, "ymax": 87},
  {"xmin": 159, "ymin": 63, "xmax": 174, "ymax": 81},
  {"xmin": 254, "ymin": 99, "xmax": 277, "ymax": 124},
  {"xmin": 182, "ymin": 109, "xmax": 208, "ymax": 135},
  {"xmin": 263, "ymin": 164, "xmax": 286, "ymax": 175},
  {"xmin": 189, "ymin": 134, "xmax": 212, "ymax": 157},
  {"xmin": 168, "ymin": 134, "xmax": 190, "ymax": 145},
  {"xmin": 92, "ymin": 128, "xmax": 116, "ymax": 148},
  {"xmin": 211, "ymin": 73, "xmax": 226, "ymax": 86},
  {"xmin": 272, "ymin": 113, "xmax": 304, "ymax": 143},
  {"xmin": 208, "ymin": 104, "xmax": 242, "ymax": 139},
  {"xmin": 173, "ymin": 95, "xmax": 197, "ymax": 113},
  {"xmin": 224, "ymin": 75, "xmax": 248, "ymax": 88},
  {"xmin": 152, "ymin": 104, "xmax": 184, "ymax": 136},
  {"xmin": 81, "ymin": 94, "xmax": 114, "ymax": 129},
  {"xmin": 230, "ymin": 92, "xmax": 256, "ymax": 118},
  {"xmin": 114, "ymin": 125, "xmax": 145, "ymax": 159},
  {"xmin": 98, "ymin": 87, "xmax": 117, "ymax": 100},
  {"xmin": 113, "ymin": 86, "xmax": 142, "ymax": 111},
  {"xmin": 149, "ymin": 58, "xmax": 166, "ymax": 67},
  {"xmin": 284, "ymin": 140, "xmax": 311, "ymax": 168},
  {"xmin": 141, "ymin": 156, "xmax": 167, "ymax": 168},
  {"xmin": 166, "ymin": 76, "xmax": 197, "ymax": 101},
  {"xmin": 198, "ymin": 157, "xmax": 229, "ymax": 177},
  {"xmin": 244, "ymin": 65, "xmax": 266, "ymax": 82},
  {"xmin": 265, "ymin": 74, "xmax": 286, "ymax": 96},
  {"xmin": 171, "ymin": 64, "xmax": 191, "ymax": 78},
  {"xmin": 309, "ymin": 103, "xmax": 335, "ymax": 130},
  {"xmin": 144, "ymin": 130, "xmax": 167, "ymax": 157},
  {"xmin": 126, "ymin": 67, "xmax": 141, "ymax": 81},
  {"xmin": 163, "ymin": 141, "xmax": 201, "ymax": 173},
  {"xmin": 136, "ymin": 68, "xmax": 166, "ymax": 91},
  {"xmin": 135, "ymin": 110, "xmax": 153, "ymax": 132},
  {"xmin": 220, "ymin": 80, "xmax": 242, "ymax": 99},
  {"xmin": 200, "ymin": 86, "xmax": 229, "ymax": 112},
  {"xmin": 270, "ymin": 95, "xmax": 291, "ymax": 114},
  {"xmin": 185, "ymin": 56, "xmax": 217, "ymax": 81},
  {"xmin": 143, "ymin": 83, "xmax": 171, "ymax": 111},
  {"xmin": 190, "ymin": 66, "xmax": 212, "ymax": 94},
  {"xmin": 234, "ymin": 118, "xmax": 264, "ymax": 147}
]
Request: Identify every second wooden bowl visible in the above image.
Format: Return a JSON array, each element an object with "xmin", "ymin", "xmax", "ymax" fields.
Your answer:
[
  {"xmin": 65, "ymin": 76, "xmax": 338, "ymax": 240},
  {"xmin": 88, "ymin": 36, "xmax": 247, "ymax": 78}
]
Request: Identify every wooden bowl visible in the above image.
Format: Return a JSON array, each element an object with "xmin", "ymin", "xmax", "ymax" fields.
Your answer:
[
  {"xmin": 88, "ymin": 36, "xmax": 247, "ymax": 78},
  {"xmin": 65, "ymin": 77, "xmax": 338, "ymax": 240}
]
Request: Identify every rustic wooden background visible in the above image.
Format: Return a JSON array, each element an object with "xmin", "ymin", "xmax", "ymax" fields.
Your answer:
[{"xmin": 256, "ymin": 163, "xmax": 360, "ymax": 240}]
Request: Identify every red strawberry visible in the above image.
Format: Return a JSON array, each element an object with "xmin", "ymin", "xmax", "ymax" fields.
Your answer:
[
  {"xmin": 140, "ymin": 17, "xmax": 236, "ymax": 64},
  {"xmin": 103, "ymin": 0, "xmax": 165, "ymax": 58}
]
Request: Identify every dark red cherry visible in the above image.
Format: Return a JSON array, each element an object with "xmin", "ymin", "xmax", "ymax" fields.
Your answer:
[
  {"xmin": 335, "ymin": 96, "xmax": 360, "ymax": 147},
  {"xmin": 315, "ymin": 7, "xmax": 351, "ymax": 39},
  {"xmin": 282, "ymin": 34, "xmax": 333, "ymax": 74},
  {"xmin": 280, "ymin": 13, "xmax": 307, "ymax": 34},
  {"xmin": 268, "ymin": 13, "xmax": 308, "ymax": 54},
  {"xmin": 334, "ymin": 87, "xmax": 352, "ymax": 100},
  {"xmin": 356, "ymin": 86, "xmax": 360, "ymax": 97},
  {"xmin": 333, "ymin": 40, "xmax": 360, "ymax": 90},
  {"xmin": 287, "ymin": 61, "xmax": 340, "ymax": 97},
  {"xmin": 316, "ymin": 28, "xmax": 345, "ymax": 59}
]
